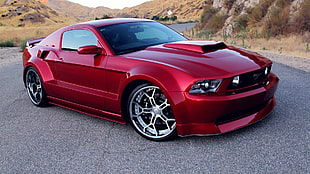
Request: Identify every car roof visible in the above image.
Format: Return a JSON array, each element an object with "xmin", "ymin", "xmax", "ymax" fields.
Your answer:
[{"xmin": 80, "ymin": 18, "xmax": 153, "ymax": 28}]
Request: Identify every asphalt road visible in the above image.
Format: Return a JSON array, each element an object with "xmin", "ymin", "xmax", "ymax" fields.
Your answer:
[
  {"xmin": 168, "ymin": 22, "xmax": 197, "ymax": 33},
  {"xmin": 0, "ymin": 56, "xmax": 309, "ymax": 173}
]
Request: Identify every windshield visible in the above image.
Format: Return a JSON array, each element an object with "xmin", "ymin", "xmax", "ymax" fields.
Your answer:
[{"xmin": 97, "ymin": 21, "xmax": 187, "ymax": 55}]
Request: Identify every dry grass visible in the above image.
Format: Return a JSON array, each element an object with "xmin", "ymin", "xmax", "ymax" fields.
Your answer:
[
  {"xmin": 217, "ymin": 35, "xmax": 310, "ymax": 59},
  {"xmin": 0, "ymin": 24, "xmax": 68, "ymax": 45},
  {"xmin": 1, "ymin": 25, "xmax": 309, "ymax": 59},
  {"xmin": 184, "ymin": 29, "xmax": 310, "ymax": 59}
]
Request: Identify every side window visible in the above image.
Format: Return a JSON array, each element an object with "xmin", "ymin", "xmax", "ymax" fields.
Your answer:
[{"xmin": 62, "ymin": 29, "xmax": 98, "ymax": 51}]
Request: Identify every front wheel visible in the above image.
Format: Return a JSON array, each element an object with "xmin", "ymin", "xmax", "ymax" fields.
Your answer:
[
  {"xmin": 128, "ymin": 84, "xmax": 177, "ymax": 141},
  {"xmin": 25, "ymin": 67, "xmax": 48, "ymax": 107}
]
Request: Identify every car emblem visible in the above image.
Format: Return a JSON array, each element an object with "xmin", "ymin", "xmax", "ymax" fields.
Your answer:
[{"xmin": 252, "ymin": 73, "xmax": 262, "ymax": 80}]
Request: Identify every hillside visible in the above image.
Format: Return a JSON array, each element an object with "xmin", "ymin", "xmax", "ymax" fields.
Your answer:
[
  {"xmin": 43, "ymin": 0, "xmax": 206, "ymax": 22},
  {"xmin": 0, "ymin": 0, "xmax": 76, "ymax": 27},
  {"xmin": 46, "ymin": 0, "xmax": 117, "ymax": 21},
  {"xmin": 114, "ymin": 0, "xmax": 207, "ymax": 21},
  {"xmin": 199, "ymin": 0, "xmax": 310, "ymax": 36}
]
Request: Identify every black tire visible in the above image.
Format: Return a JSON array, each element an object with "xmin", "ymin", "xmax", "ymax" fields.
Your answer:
[
  {"xmin": 127, "ymin": 83, "xmax": 177, "ymax": 141},
  {"xmin": 25, "ymin": 67, "xmax": 49, "ymax": 107}
]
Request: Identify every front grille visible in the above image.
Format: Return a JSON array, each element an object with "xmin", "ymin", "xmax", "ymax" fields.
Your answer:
[
  {"xmin": 215, "ymin": 100, "xmax": 269, "ymax": 125},
  {"xmin": 228, "ymin": 66, "xmax": 271, "ymax": 90}
]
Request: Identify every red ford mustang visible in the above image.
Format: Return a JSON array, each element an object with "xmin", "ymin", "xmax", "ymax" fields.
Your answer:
[{"xmin": 22, "ymin": 18, "xmax": 279, "ymax": 141}]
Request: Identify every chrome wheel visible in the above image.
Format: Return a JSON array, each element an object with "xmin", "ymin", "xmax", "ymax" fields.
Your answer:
[
  {"xmin": 25, "ymin": 67, "xmax": 48, "ymax": 106},
  {"xmin": 129, "ymin": 84, "xmax": 176, "ymax": 140}
]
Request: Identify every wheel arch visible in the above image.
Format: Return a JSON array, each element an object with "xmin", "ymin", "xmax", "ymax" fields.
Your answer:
[
  {"xmin": 119, "ymin": 65, "xmax": 189, "ymax": 123},
  {"xmin": 120, "ymin": 79, "xmax": 152, "ymax": 123}
]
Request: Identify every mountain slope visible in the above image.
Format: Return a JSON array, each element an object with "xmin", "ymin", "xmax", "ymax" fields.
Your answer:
[
  {"xmin": 0, "ymin": 0, "xmax": 76, "ymax": 27},
  {"xmin": 114, "ymin": 0, "xmax": 207, "ymax": 21},
  {"xmin": 44, "ymin": 0, "xmax": 207, "ymax": 21},
  {"xmin": 199, "ymin": 0, "xmax": 310, "ymax": 36},
  {"xmin": 46, "ymin": 0, "xmax": 117, "ymax": 21}
]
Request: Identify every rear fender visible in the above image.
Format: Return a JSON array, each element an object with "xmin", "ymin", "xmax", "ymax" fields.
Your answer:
[{"xmin": 23, "ymin": 56, "xmax": 55, "ymax": 87}]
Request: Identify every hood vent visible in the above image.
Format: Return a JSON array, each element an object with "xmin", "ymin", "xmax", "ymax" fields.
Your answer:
[{"xmin": 164, "ymin": 41, "xmax": 227, "ymax": 54}]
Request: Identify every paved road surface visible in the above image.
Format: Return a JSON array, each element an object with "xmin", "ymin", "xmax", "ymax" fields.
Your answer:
[
  {"xmin": 169, "ymin": 22, "xmax": 197, "ymax": 33},
  {"xmin": 0, "ymin": 51, "xmax": 309, "ymax": 173}
]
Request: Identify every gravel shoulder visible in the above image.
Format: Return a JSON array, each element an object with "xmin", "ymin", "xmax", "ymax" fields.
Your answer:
[
  {"xmin": 257, "ymin": 51, "xmax": 310, "ymax": 72},
  {"xmin": 1, "ymin": 47, "xmax": 309, "ymax": 72},
  {"xmin": 0, "ymin": 47, "xmax": 22, "ymax": 68}
]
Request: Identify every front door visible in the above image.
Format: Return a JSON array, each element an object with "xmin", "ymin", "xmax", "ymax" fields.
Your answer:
[{"xmin": 48, "ymin": 29, "xmax": 108, "ymax": 109}]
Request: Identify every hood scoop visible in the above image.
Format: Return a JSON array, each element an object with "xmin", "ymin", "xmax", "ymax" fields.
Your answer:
[{"xmin": 163, "ymin": 41, "xmax": 227, "ymax": 54}]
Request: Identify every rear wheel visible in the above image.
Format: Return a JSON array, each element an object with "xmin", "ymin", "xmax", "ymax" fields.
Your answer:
[
  {"xmin": 128, "ymin": 84, "xmax": 177, "ymax": 141},
  {"xmin": 25, "ymin": 67, "xmax": 48, "ymax": 107}
]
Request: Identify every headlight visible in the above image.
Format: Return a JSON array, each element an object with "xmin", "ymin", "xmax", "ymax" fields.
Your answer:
[{"xmin": 189, "ymin": 79, "xmax": 223, "ymax": 94}]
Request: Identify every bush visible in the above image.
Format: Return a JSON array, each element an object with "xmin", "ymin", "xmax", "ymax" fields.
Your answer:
[
  {"xmin": 20, "ymin": 39, "xmax": 28, "ymax": 50},
  {"xmin": 159, "ymin": 16, "xmax": 170, "ymax": 21},
  {"xmin": 200, "ymin": 6, "xmax": 218, "ymax": 25},
  {"xmin": 266, "ymin": 6, "xmax": 290, "ymax": 36},
  {"xmin": 152, "ymin": 16, "xmax": 160, "ymax": 20},
  {"xmin": 157, "ymin": 16, "xmax": 177, "ymax": 21},
  {"xmin": 293, "ymin": 0, "xmax": 310, "ymax": 33},
  {"xmin": 248, "ymin": 0, "xmax": 273, "ymax": 25},
  {"xmin": 95, "ymin": 15, "xmax": 112, "ymax": 20},
  {"xmin": 275, "ymin": 0, "xmax": 294, "ymax": 8},
  {"xmin": 224, "ymin": 0, "xmax": 236, "ymax": 9},
  {"xmin": 170, "ymin": 16, "xmax": 177, "ymax": 21},
  {"xmin": 0, "ymin": 40, "xmax": 15, "ymax": 47},
  {"xmin": 206, "ymin": 13, "xmax": 228, "ymax": 32},
  {"xmin": 236, "ymin": 14, "xmax": 249, "ymax": 30}
]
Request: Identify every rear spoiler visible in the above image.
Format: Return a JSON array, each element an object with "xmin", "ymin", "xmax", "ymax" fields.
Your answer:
[{"xmin": 26, "ymin": 37, "xmax": 45, "ymax": 48}]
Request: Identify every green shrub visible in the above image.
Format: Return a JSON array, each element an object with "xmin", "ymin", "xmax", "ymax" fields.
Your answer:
[
  {"xmin": 95, "ymin": 15, "xmax": 113, "ymax": 20},
  {"xmin": 0, "ymin": 40, "xmax": 15, "ymax": 47},
  {"xmin": 20, "ymin": 40, "xmax": 28, "ymax": 50},
  {"xmin": 236, "ymin": 14, "xmax": 249, "ymax": 30},
  {"xmin": 152, "ymin": 16, "xmax": 160, "ymax": 20}
]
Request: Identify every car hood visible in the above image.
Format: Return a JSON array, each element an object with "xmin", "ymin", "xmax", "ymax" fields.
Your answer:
[{"xmin": 122, "ymin": 41, "xmax": 272, "ymax": 78}]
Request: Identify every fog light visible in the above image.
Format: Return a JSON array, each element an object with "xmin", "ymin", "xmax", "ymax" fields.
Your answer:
[{"xmin": 232, "ymin": 76, "xmax": 240, "ymax": 87}]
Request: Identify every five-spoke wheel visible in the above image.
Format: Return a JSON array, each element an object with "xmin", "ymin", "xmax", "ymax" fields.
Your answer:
[
  {"xmin": 25, "ymin": 67, "xmax": 48, "ymax": 106},
  {"xmin": 128, "ymin": 84, "xmax": 176, "ymax": 141}
]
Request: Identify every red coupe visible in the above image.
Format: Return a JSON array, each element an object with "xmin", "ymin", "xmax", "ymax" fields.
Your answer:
[{"xmin": 22, "ymin": 18, "xmax": 279, "ymax": 141}]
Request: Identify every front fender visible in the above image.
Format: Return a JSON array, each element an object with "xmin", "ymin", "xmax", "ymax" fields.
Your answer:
[
  {"xmin": 125, "ymin": 64, "xmax": 193, "ymax": 92},
  {"xmin": 118, "ymin": 65, "xmax": 191, "ymax": 123}
]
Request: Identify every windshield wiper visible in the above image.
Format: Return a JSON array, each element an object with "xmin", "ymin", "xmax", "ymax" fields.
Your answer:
[{"xmin": 117, "ymin": 46, "xmax": 148, "ymax": 55}]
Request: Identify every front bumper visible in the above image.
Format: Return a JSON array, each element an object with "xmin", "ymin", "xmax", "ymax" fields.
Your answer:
[{"xmin": 171, "ymin": 73, "xmax": 279, "ymax": 136}]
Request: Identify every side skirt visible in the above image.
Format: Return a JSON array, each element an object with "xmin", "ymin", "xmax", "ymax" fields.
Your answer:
[{"xmin": 48, "ymin": 96, "xmax": 126, "ymax": 124}]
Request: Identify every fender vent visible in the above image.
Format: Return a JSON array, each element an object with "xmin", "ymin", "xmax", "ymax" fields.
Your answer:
[{"xmin": 37, "ymin": 50, "xmax": 50, "ymax": 59}]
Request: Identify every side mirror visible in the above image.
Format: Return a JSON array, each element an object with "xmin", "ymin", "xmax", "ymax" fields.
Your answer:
[{"xmin": 77, "ymin": 45, "xmax": 105, "ymax": 55}]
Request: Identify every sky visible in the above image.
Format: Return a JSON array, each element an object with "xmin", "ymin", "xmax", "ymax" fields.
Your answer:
[{"xmin": 67, "ymin": 0, "xmax": 151, "ymax": 9}]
